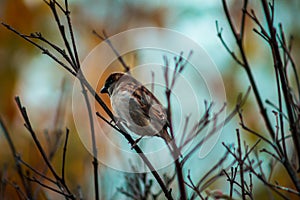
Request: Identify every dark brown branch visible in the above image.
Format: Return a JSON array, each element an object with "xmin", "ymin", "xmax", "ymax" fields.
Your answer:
[
  {"xmin": 61, "ymin": 128, "xmax": 69, "ymax": 184},
  {"xmin": 221, "ymin": 0, "xmax": 278, "ymax": 148},
  {"xmin": 186, "ymin": 170, "xmax": 204, "ymax": 200},
  {"xmin": 96, "ymin": 112, "xmax": 173, "ymax": 200},
  {"xmin": 216, "ymin": 21, "xmax": 244, "ymax": 66},
  {"xmin": 273, "ymin": 183, "xmax": 300, "ymax": 196},
  {"xmin": 1, "ymin": 22, "xmax": 77, "ymax": 76},
  {"xmin": 27, "ymin": 176, "xmax": 73, "ymax": 198},
  {"xmin": 80, "ymin": 82, "xmax": 99, "ymax": 200},
  {"xmin": 260, "ymin": 148, "xmax": 281, "ymax": 162},
  {"xmin": 163, "ymin": 53, "xmax": 192, "ymax": 200},
  {"xmin": 48, "ymin": 0, "xmax": 78, "ymax": 71},
  {"xmin": 265, "ymin": 99, "xmax": 288, "ymax": 120},
  {"xmin": 183, "ymin": 87, "xmax": 250, "ymax": 165},
  {"xmin": 2, "ymin": 14, "xmax": 174, "ymax": 199},
  {"xmin": 278, "ymin": 24, "xmax": 300, "ymax": 98},
  {"xmin": 190, "ymin": 151, "xmax": 231, "ymax": 200},
  {"xmin": 236, "ymin": 130, "xmax": 246, "ymax": 200},
  {"xmin": 180, "ymin": 102, "xmax": 212, "ymax": 149},
  {"xmin": 14, "ymin": 97, "xmax": 75, "ymax": 199},
  {"xmin": 223, "ymin": 167, "xmax": 237, "ymax": 199},
  {"xmin": 63, "ymin": 0, "xmax": 80, "ymax": 70},
  {"xmin": 0, "ymin": 118, "xmax": 32, "ymax": 199},
  {"xmin": 240, "ymin": 0, "xmax": 248, "ymax": 40},
  {"xmin": 92, "ymin": 30, "xmax": 130, "ymax": 72},
  {"xmin": 238, "ymin": 110, "xmax": 278, "ymax": 152},
  {"xmin": 244, "ymin": 9, "xmax": 270, "ymax": 41},
  {"xmin": 4, "ymin": 179, "xmax": 28, "ymax": 200},
  {"xmin": 223, "ymin": 143, "xmax": 290, "ymax": 200},
  {"xmin": 261, "ymin": 0, "xmax": 300, "ymax": 188},
  {"xmin": 17, "ymin": 156, "xmax": 57, "ymax": 185}
]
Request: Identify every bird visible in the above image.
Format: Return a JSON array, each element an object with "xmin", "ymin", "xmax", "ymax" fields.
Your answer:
[{"xmin": 100, "ymin": 72, "xmax": 172, "ymax": 145}]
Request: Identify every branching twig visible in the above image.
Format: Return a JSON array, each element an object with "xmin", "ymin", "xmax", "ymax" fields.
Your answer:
[
  {"xmin": 2, "ymin": 1, "xmax": 173, "ymax": 198},
  {"xmin": 15, "ymin": 96, "xmax": 75, "ymax": 199},
  {"xmin": 92, "ymin": 30, "xmax": 130, "ymax": 72},
  {"xmin": 182, "ymin": 87, "xmax": 250, "ymax": 165},
  {"xmin": 0, "ymin": 118, "xmax": 32, "ymax": 199}
]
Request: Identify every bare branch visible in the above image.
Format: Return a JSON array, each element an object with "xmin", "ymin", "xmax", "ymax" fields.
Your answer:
[
  {"xmin": 0, "ymin": 117, "xmax": 32, "ymax": 199},
  {"xmin": 92, "ymin": 30, "xmax": 130, "ymax": 72}
]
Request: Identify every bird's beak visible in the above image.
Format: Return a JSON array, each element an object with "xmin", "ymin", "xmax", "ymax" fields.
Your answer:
[{"xmin": 100, "ymin": 86, "xmax": 108, "ymax": 94}]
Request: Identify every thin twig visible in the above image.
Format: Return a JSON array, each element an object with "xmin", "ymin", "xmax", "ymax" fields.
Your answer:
[
  {"xmin": 92, "ymin": 30, "xmax": 130, "ymax": 72},
  {"xmin": 0, "ymin": 118, "xmax": 32, "ymax": 199},
  {"xmin": 190, "ymin": 151, "xmax": 230, "ymax": 200},
  {"xmin": 221, "ymin": 0, "xmax": 278, "ymax": 148},
  {"xmin": 17, "ymin": 156, "xmax": 57, "ymax": 185},
  {"xmin": 14, "ymin": 97, "xmax": 75, "ymax": 199},
  {"xmin": 27, "ymin": 176, "xmax": 73, "ymax": 198},
  {"xmin": 186, "ymin": 170, "xmax": 204, "ymax": 200},
  {"xmin": 216, "ymin": 21, "xmax": 244, "ymax": 66},
  {"xmin": 182, "ymin": 87, "xmax": 250, "ymax": 164},
  {"xmin": 61, "ymin": 128, "xmax": 70, "ymax": 183},
  {"xmin": 224, "ymin": 143, "xmax": 290, "ymax": 200},
  {"xmin": 261, "ymin": 0, "xmax": 300, "ymax": 187},
  {"xmin": 79, "ymin": 81, "xmax": 99, "ymax": 200},
  {"xmin": 1, "ymin": 22, "xmax": 77, "ymax": 76},
  {"xmin": 236, "ymin": 130, "xmax": 246, "ymax": 200},
  {"xmin": 5, "ymin": 180, "xmax": 28, "ymax": 200}
]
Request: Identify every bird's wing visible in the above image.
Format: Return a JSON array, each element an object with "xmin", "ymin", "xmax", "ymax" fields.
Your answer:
[{"xmin": 129, "ymin": 85, "xmax": 168, "ymax": 127}]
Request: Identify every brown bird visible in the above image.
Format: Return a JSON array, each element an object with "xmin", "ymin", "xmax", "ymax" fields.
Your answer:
[{"xmin": 100, "ymin": 72, "xmax": 171, "ymax": 144}]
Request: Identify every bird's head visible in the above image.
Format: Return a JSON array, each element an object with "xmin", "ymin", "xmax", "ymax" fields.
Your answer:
[{"xmin": 100, "ymin": 72, "xmax": 125, "ymax": 96}]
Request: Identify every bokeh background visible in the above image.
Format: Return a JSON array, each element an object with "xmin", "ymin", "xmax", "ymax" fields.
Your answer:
[{"xmin": 1, "ymin": 0, "xmax": 300, "ymax": 199}]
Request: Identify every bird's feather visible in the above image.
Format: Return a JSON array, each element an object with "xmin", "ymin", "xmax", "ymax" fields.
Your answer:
[
  {"xmin": 131, "ymin": 84, "xmax": 168, "ymax": 127},
  {"xmin": 103, "ymin": 72, "xmax": 170, "ymax": 138}
]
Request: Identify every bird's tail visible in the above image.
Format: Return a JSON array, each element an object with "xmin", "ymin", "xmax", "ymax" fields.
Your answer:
[{"xmin": 160, "ymin": 129, "xmax": 182, "ymax": 158}]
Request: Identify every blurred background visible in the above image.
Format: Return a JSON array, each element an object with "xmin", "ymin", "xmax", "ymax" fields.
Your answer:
[{"xmin": 1, "ymin": 0, "xmax": 300, "ymax": 199}]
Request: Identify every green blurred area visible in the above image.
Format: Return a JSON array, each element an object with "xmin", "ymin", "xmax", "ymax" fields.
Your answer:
[{"xmin": 0, "ymin": 0, "xmax": 300, "ymax": 199}]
